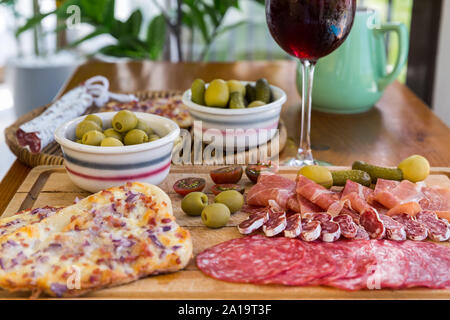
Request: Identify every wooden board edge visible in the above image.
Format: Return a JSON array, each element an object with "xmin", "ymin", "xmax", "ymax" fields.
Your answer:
[{"xmin": 17, "ymin": 166, "xmax": 66, "ymax": 193}]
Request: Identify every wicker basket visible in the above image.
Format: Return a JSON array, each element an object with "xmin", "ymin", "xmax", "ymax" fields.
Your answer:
[{"xmin": 5, "ymin": 90, "xmax": 182, "ymax": 167}]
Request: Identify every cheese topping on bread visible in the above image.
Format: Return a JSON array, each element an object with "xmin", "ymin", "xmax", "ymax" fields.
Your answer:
[{"xmin": 0, "ymin": 182, "xmax": 192, "ymax": 297}]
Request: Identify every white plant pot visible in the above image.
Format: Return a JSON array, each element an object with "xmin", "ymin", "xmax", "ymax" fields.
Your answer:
[{"xmin": 6, "ymin": 53, "xmax": 82, "ymax": 117}]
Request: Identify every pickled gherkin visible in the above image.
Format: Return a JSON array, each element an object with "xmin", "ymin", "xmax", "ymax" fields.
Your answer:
[
  {"xmin": 245, "ymin": 84, "xmax": 256, "ymax": 103},
  {"xmin": 248, "ymin": 100, "xmax": 265, "ymax": 108},
  {"xmin": 229, "ymin": 92, "xmax": 246, "ymax": 109},
  {"xmin": 255, "ymin": 78, "xmax": 271, "ymax": 104},
  {"xmin": 331, "ymin": 170, "xmax": 371, "ymax": 187},
  {"xmin": 191, "ymin": 79, "xmax": 206, "ymax": 105},
  {"xmin": 352, "ymin": 160, "xmax": 403, "ymax": 183}
]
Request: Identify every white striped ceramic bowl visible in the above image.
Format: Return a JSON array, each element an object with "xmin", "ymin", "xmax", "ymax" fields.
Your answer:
[
  {"xmin": 182, "ymin": 81, "xmax": 287, "ymax": 150},
  {"xmin": 55, "ymin": 112, "xmax": 180, "ymax": 193}
]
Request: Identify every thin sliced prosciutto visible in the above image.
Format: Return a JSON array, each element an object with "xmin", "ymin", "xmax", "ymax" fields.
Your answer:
[
  {"xmin": 296, "ymin": 176, "xmax": 356, "ymax": 218},
  {"xmin": 374, "ymin": 179, "xmax": 450, "ymax": 220},
  {"xmin": 246, "ymin": 174, "xmax": 296, "ymax": 210}
]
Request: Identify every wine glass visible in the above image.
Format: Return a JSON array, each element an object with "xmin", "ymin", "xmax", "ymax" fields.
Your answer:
[{"xmin": 266, "ymin": 0, "xmax": 357, "ymax": 166}]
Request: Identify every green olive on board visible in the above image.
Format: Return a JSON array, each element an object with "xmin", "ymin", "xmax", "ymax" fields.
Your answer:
[
  {"xmin": 214, "ymin": 190, "xmax": 244, "ymax": 214},
  {"xmin": 298, "ymin": 165, "xmax": 333, "ymax": 189},
  {"xmin": 82, "ymin": 130, "xmax": 105, "ymax": 146},
  {"xmin": 124, "ymin": 129, "xmax": 149, "ymax": 145},
  {"xmin": 201, "ymin": 203, "xmax": 231, "ymax": 228},
  {"xmin": 398, "ymin": 155, "xmax": 430, "ymax": 182},
  {"xmin": 181, "ymin": 192, "xmax": 208, "ymax": 216},
  {"xmin": 112, "ymin": 110, "xmax": 138, "ymax": 133},
  {"xmin": 75, "ymin": 120, "xmax": 101, "ymax": 140},
  {"xmin": 84, "ymin": 114, "xmax": 103, "ymax": 128},
  {"xmin": 100, "ymin": 137, "xmax": 124, "ymax": 147}
]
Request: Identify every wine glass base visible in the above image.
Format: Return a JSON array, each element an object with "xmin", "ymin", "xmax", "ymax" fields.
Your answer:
[{"xmin": 282, "ymin": 158, "xmax": 317, "ymax": 167}]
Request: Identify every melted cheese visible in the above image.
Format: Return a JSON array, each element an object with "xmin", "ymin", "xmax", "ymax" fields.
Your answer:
[{"xmin": 0, "ymin": 182, "xmax": 192, "ymax": 297}]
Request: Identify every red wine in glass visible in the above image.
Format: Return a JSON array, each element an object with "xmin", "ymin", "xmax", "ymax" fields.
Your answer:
[{"xmin": 266, "ymin": 0, "xmax": 357, "ymax": 166}]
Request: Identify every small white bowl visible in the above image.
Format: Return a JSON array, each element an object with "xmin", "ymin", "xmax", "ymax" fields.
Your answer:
[
  {"xmin": 55, "ymin": 112, "xmax": 180, "ymax": 193},
  {"xmin": 182, "ymin": 81, "xmax": 287, "ymax": 150}
]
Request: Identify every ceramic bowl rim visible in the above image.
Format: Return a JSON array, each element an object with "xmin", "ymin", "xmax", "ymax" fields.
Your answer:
[
  {"xmin": 55, "ymin": 112, "xmax": 180, "ymax": 155},
  {"xmin": 182, "ymin": 81, "xmax": 287, "ymax": 116}
]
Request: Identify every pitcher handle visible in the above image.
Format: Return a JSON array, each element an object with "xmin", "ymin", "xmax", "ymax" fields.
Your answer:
[{"xmin": 375, "ymin": 22, "xmax": 409, "ymax": 90}]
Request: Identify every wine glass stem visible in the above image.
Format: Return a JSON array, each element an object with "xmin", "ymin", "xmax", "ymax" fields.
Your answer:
[{"xmin": 298, "ymin": 59, "xmax": 316, "ymax": 163}]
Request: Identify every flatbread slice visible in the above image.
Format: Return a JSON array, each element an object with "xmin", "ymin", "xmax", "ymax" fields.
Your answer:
[{"xmin": 0, "ymin": 182, "xmax": 192, "ymax": 297}]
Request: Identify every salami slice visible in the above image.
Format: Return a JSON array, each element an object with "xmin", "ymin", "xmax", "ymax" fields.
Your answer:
[
  {"xmin": 320, "ymin": 221, "xmax": 341, "ymax": 242},
  {"xmin": 354, "ymin": 225, "xmax": 370, "ymax": 240},
  {"xmin": 370, "ymin": 240, "xmax": 409, "ymax": 289},
  {"xmin": 262, "ymin": 209, "xmax": 287, "ymax": 237},
  {"xmin": 379, "ymin": 214, "xmax": 406, "ymax": 241},
  {"xmin": 300, "ymin": 220, "xmax": 321, "ymax": 242},
  {"xmin": 398, "ymin": 241, "xmax": 434, "ymax": 288},
  {"xmin": 262, "ymin": 241, "xmax": 335, "ymax": 286},
  {"xmin": 284, "ymin": 214, "xmax": 302, "ymax": 238},
  {"xmin": 360, "ymin": 208, "xmax": 386, "ymax": 239},
  {"xmin": 309, "ymin": 242, "xmax": 355, "ymax": 285},
  {"xmin": 312, "ymin": 212, "xmax": 332, "ymax": 223},
  {"xmin": 403, "ymin": 241, "xmax": 450, "ymax": 288},
  {"xmin": 416, "ymin": 211, "xmax": 450, "ymax": 242},
  {"xmin": 328, "ymin": 241, "xmax": 377, "ymax": 290},
  {"xmin": 238, "ymin": 209, "xmax": 269, "ymax": 235},
  {"xmin": 333, "ymin": 215, "xmax": 358, "ymax": 239},
  {"xmin": 196, "ymin": 235, "xmax": 306, "ymax": 283},
  {"xmin": 392, "ymin": 213, "xmax": 428, "ymax": 241}
]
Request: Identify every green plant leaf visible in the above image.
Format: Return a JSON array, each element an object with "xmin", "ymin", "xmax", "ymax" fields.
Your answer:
[
  {"xmin": 215, "ymin": 20, "xmax": 246, "ymax": 36},
  {"xmin": 203, "ymin": 3, "xmax": 220, "ymax": 27},
  {"xmin": 15, "ymin": 10, "xmax": 56, "ymax": 37},
  {"xmin": 99, "ymin": 44, "xmax": 147, "ymax": 59},
  {"xmin": 146, "ymin": 14, "xmax": 167, "ymax": 60},
  {"xmin": 68, "ymin": 27, "xmax": 108, "ymax": 48},
  {"xmin": 80, "ymin": 0, "xmax": 109, "ymax": 23},
  {"xmin": 182, "ymin": 11, "xmax": 194, "ymax": 29},
  {"xmin": 102, "ymin": 0, "xmax": 116, "ymax": 28},
  {"xmin": 125, "ymin": 9, "xmax": 143, "ymax": 37},
  {"xmin": 184, "ymin": 1, "xmax": 209, "ymax": 42}
]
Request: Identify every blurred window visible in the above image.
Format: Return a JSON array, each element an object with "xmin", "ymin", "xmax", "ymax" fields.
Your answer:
[{"xmin": 0, "ymin": 0, "xmax": 416, "ymax": 85}]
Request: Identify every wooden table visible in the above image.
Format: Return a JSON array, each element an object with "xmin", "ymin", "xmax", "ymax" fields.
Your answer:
[{"xmin": 1, "ymin": 60, "xmax": 450, "ymax": 215}]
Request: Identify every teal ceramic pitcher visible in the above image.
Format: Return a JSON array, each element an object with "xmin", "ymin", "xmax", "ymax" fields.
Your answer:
[{"xmin": 297, "ymin": 8, "xmax": 409, "ymax": 114}]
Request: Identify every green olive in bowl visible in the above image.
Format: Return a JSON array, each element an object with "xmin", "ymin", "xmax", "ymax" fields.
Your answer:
[
  {"xmin": 100, "ymin": 137, "xmax": 124, "ymax": 147},
  {"xmin": 148, "ymin": 134, "xmax": 161, "ymax": 142},
  {"xmin": 112, "ymin": 110, "xmax": 138, "ymax": 133},
  {"xmin": 136, "ymin": 118, "xmax": 153, "ymax": 135},
  {"xmin": 104, "ymin": 128, "xmax": 123, "ymax": 141},
  {"xmin": 82, "ymin": 130, "xmax": 105, "ymax": 146},
  {"xmin": 124, "ymin": 129, "xmax": 148, "ymax": 145},
  {"xmin": 181, "ymin": 192, "xmax": 208, "ymax": 216},
  {"xmin": 84, "ymin": 114, "xmax": 103, "ymax": 128},
  {"xmin": 76, "ymin": 120, "xmax": 101, "ymax": 140}
]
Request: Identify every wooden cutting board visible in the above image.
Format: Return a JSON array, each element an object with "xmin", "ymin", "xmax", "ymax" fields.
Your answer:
[{"xmin": 1, "ymin": 165, "xmax": 450, "ymax": 299}]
